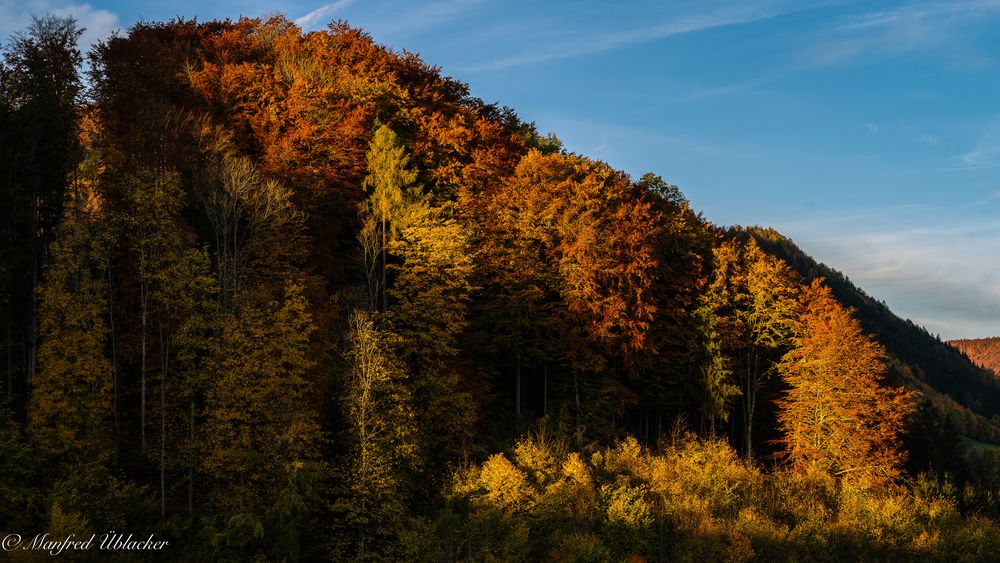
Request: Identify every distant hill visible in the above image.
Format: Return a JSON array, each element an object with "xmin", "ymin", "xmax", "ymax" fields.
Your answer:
[
  {"xmin": 949, "ymin": 338, "xmax": 1000, "ymax": 376},
  {"xmin": 735, "ymin": 227, "xmax": 1000, "ymax": 457}
]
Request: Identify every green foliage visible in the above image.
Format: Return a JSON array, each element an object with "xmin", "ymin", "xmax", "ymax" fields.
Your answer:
[
  {"xmin": 0, "ymin": 405, "xmax": 41, "ymax": 530},
  {"xmin": 49, "ymin": 459, "xmax": 155, "ymax": 532}
]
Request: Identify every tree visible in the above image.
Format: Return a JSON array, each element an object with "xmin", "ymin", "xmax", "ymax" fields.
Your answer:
[
  {"xmin": 124, "ymin": 168, "xmax": 184, "ymax": 454},
  {"xmin": 0, "ymin": 15, "xmax": 83, "ymax": 416},
  {"xmin": 359, "ymin": 124, "xmax": 419, "ymax": 317},
  {"xmin": 704, "ymin": 238, "xmax": 800, "ymax": 457},
  {"xmin": 152, "ymin": 246, "xmax": 217, "ymax": 518},
  {"xmin": 476, "ymin": 150, "xmax": 661, "ymax": 432},
  {"xmin": 29, "ymin": 187, "xmax": 113, "ymax": 463},
  {"xmin": 697, "ymin": 307, "xmax": 738, "ymax": 436},
  {"xmin": 775, "ymin": 279, "xmax": 913, "ymax": 485},
  {"xmin": 336, "ymin": 309, "xmax": 416, "ymax": 559},
  {"xmin": 636, "ymin": 172, "xmax": 686, "ymax": 207},
  {"xmin": 202, "ymin": 282, "xmax": 322, "ymax": 545},
  {"xmin": 388, "ymin": 202, "xmax": 476, "ymax": 486},
  {"xmin": 196, "ymin": 154, "xmax": 300, "ymax": 310}
]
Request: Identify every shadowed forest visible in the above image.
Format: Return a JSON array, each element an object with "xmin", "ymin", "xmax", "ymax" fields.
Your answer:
[{"xmin": 2, "ymin": 15, "xmax": 1000, "ymax": 561}]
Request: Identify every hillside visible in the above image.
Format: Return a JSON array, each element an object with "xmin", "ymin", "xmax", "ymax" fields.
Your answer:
[
  {"xmin": 950, "ymin": 337, "xmax": 1000, "ymax": 376},
  {"xmin": 1, "ymin": 15, "xmax": 999, "ymax": 561},
  {"xmin": 742, "ymin": 228, "xmax": 1000, "ymax": 447}
]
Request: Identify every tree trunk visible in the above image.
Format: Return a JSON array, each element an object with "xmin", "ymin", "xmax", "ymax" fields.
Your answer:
[
  {"xmin": 107, "ymin": 251, "xmax": 119, "ymax": 438},
  {"xmin": 743, "ymin": 348, "xmax": 757, "ymax": 458},
  {"xmin": 573, "ymin": 371, "xmax": 581, "ymax": 429},
  {"xmin": 188, "ymin": 398, "xmax": 194, "ymax": 515},
  {"xmin": 543, "ymin": 362, "xmax": 548, "ymax": 416},
  {"xmin": 5, "ymin": 326, "xmax": 12, "ymax": 401},
  {"xmin": 159, "ymin": 309, "xmax": 169, "ymax": 520},
  {"xmin": 515, "ymin": 356, "xmax": 521, "ymax": 420},
  {"xmin": 141, "ymin": 289, "xmax": 147, "ymax": 453},
  {"xmin": 26, "ymin": 251, "xmax": 37, "ymax": 418},
  {"xmin": 380, "ymin": 195, "xmax": 387, "ymax": 318}
]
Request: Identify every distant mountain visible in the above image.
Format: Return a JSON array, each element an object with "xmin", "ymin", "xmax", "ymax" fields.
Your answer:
[
  {"xmin": 735, "ymin": 227, "xmax": 1000, "ymax": 457},
  {"xmin": 949, "ymin": 338, "xmax": 1000, "ymax": 377}
]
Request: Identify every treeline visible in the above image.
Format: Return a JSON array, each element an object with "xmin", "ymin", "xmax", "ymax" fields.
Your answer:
[{"xmin": 0, "ymin": 15, "xmax": 998, "ymax": 561}]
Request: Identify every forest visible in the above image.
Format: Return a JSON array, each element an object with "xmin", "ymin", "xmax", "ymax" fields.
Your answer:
[
  {"xmin": 1, "ymin": 14, "xmax": 999, "ymax": 561},
  {"xmin": 950, "ymin": 338, "xmax": 1000, "ymax": 377}
]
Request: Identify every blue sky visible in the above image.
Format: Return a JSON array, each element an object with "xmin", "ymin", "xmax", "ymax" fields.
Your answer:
[{"xmin": 3, "ymin": 0, "xmax": 1000, "ymax": 339}]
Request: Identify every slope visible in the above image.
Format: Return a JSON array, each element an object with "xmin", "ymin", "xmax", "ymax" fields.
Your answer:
[
  {"xmin": 737, "ymin": 227, "xmax": 1000, "ymax": 450},
  {"xmin": 949, "ymin": 337, "xmax": 1000, "ymax": 376}
]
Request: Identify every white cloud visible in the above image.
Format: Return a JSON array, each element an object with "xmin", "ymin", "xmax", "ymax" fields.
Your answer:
[
  {"xmin": 780, "ymin": 207, "xmax": 1000, "ymax": 339},
  {"xmin": 294, "ymin": 0, "xmax": 355, "ymax": 31},
  {"xmin": 0, "ymin": 0, "xmax": 119, "ymax": 53}
]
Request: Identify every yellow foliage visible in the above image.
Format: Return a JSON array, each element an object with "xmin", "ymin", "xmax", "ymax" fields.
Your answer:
[{"xmin": 478, "ymin": 454, "xmax": 535, "ymax": 515}]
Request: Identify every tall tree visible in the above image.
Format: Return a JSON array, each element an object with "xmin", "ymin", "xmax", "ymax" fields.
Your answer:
[
  {"xmin": 124, "ymin": 168, "xmax": 184, "ymax": 453},
  {"xmin": 775, "ymin": 279, "xmax": 913, "ymax": 485},
  {"xmin": 704, "ymin": 238, "xmax": 800, "ymax": 456},
  {"xmin": 0, "ymin": 16, "xmax": 83, "ymax": 415},
  {"xmin": 200, "ymin": 282, "xmax": 322, "ymax": 559},
  {"xmin": 388, "ymin": 201, "xmax": 476, "ymax": 486},
  {"xmin": 196, "ymin": 154, "xmax": 300, "ymax": 311},
  {"xmin": 29, "ymin": 186, "xmax": 113, "ymax": 463},
  {"xmin": 359, "ymin": 124, "xmax": 418, "ymax": 317},
  {"xmin": 336, "ymin": 310, "xmax": 416, "ymax": 559}
]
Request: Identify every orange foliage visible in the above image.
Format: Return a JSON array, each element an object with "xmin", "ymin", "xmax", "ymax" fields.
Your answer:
[
  {"xmin": 775, "ymin": 280, "xmax": 913, "ymax": 486},
  {"xmin": 480, "ymin": 150, "xmax": 660, "ymax": 373}
]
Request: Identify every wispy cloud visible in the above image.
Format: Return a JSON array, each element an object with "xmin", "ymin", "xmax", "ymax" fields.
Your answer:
[
  {"xmin": 954, "ymin": 118, "xmax": 1000, "ymax": 169},
  {"xmin": 674, "ymin": 75, "xmax": 776, "ymax": 103},
  {"xmin": 338, "ymin": 0, "xmax": 486, "ymax": 41},
  {"xmin": 295, "ymin": 0, "xmax": 355, "ymax": 31},
  {"xmin": 802, "ymin": 0, "xmax": 1000, "ymax": 65},
  {"xmin": 465, "ymin": 2, "xmax": 813, "ymax": 72},
  {"xmin": 781, "ymin": 207, "xmax": 1000, "ymax": 339}
]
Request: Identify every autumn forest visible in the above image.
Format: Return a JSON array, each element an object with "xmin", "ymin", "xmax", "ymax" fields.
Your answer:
[{"xmin": 1, "ymin": 15, "xmax": 1000, "ymax": 562}]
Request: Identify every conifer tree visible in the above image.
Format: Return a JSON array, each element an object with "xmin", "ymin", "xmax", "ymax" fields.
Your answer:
[{"xmin": 359, "ymin": 124, "xmax": 419, "ymax": 317}]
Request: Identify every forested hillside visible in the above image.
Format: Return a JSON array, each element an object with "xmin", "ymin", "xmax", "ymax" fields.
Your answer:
[
  {"xmin": 950, "ymin": 338, "xmax": 1000, "ymax": 376},
  {"xmin": 1, "ymin": 15, "xmax": 999, "ymax": 561}
]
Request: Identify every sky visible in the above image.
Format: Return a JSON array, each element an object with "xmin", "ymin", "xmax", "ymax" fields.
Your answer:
[{"xmin": 3, "ymin": 0, "xmax": 999, "ymax": 339}]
